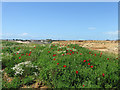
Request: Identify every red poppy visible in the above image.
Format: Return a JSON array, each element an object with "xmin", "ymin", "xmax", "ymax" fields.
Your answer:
[
  {"xmin": 34, "ymin": 47, "xmax": 36, "ymax": 48},
  {"xmin": 101, "ymin": 52, "xmax": 102, "ymax": 55},
  {"xmin": 80, "ymin": 53, "xmax": 82, "ymax": 55},
  {"xmin": 67, "ymin": 50, "xmax": 68, "ymax": 51},
  {"xmin": 73, "ymin": 47, "xmax": 75, "ymax": 49},
  {"xmin": 26, "ymin": 53, "xmax": 28, "ymax": 56},
  {"xmin": 102, "ymin": 73, "xmax": 105, "ymax": 77},
  {"xmin": 58, "ymin": 49, "xmax": 59, "ymax": 51},
  {"xmin": 48, "ymin": 51, "xmax": 50, "ymax": 53},
  {"xmin": 51, "ymin": 48, "xmax": 53, "ymax": 49},
  {"xmin": 57, "ymin": 63, "xmax": 59, "ymax": 65},
  {"xmin": 53, "ymin": 54, "xmax": 56, "ymax": 57},
  {"xmin": 66, "ymin": 53, "xmax": 69, "ymax": 55},
  {"xmin": 70, "ymin": 50, "xmax": 72, "ymax": 51},
  {"xmin": 53, "ymin": 58, "xmax": 55, "ymax": 60},
  {"xmin": 116, "ymin": 58, "xmax": 118, "ymax": 59},
  {"xmin": 77, "ymin": 52, "xmax": 78, "ymax": 54},
  {"xmin": 87, "ymin": 60, "xmax": 89, "ymax": 62},
  {"xmin": 28, "ymin": 53, "xmax": 31, "ymax": 56},
  {"xmin": 83, "ymin": 85, "xmax": 84, "ymax": 87},
  {"xmin": 83, "ymin": 60, "xmax": 86, "ymax": 62},
  {"xmin": 88, "ymin": 63, "xmax": 90, "ymax": 65},
  {"xmin": 89, "ymin": 52, "xmax": 91, "ymax": 54},
  {"xmin": 21, "ymin": 54, "xmax": 24, "ymax": 56},
  {"xmin": 69, "ymin": 53, "xmax": 71, "ymax": 55},
  {"xmin": 63, "ymin": 65, "xmax": 66, "ymax": 67},
  {"xmin": 72, "ymin": 52, "xmax": 74, "ymax": 54},
  {"xmin": 107, "ymin": 58, "xmax": 109, "ymax": 60},
  {"xmin": 53, "ymin": 45, "xmax": 55, "ymax": 46},
  {"xmin": 95, "ymin": 54, "xmax": 96, "ymax": 56},
  {"xmin": 62, "ymin": 54, "xmax": 64, "ymax": 56},
  {"xmin": 2, "ymin": 48, "xmax": 3, "ymax": 49},
  {"xmin": 91, "ymin": 66, "xmax": 93, "ymax": 68},
  {"xmin": 30, "ymin": 51, "xmax": 31, "ymax": 53},
  {"xmin": 19, "ymin": 57, "xmax": 21, "ymax": 59},
  {"xmin": 76, "ymin": 71, "xmax": 78, "ymax": 74},
  {"xmin": 17, "ymin": 53, "xmax": 18, "ymax": 54},
  {"xmin": 61, "ymin": 49, "xmax": 62, "ymax": 51}
]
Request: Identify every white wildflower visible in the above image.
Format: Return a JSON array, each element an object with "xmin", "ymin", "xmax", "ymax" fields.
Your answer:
[{"xmin": 12, "ymin": 61, "xmax": 38, "ymax": 76}]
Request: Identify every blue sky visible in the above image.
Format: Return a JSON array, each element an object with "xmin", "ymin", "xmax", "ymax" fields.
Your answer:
[{"xmin": 2, "ymin": 2, "xmax": 118, "ymax": 40}]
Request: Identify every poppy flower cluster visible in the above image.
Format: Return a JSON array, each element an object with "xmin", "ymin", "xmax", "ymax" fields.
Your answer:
[
  {"xmin": 26, "ymin": 53, "xmax": 28, "ymax": 56},
  {"xmin": 88, "ymin": 63, "xmax": 90, "ymax": 65},
  {"xmin": 63, "ymin": 65, "xmax": 66, "ymax": 67},
  {"xmin": 47, "ymin": 43, "xmax": 113, "ymax": 88},
  {"xmin": 28, "ymin": 52, "xmax": 31, "ymax": 56},
  {"xmin": 83, "ymin": 60, "xmax": 86, "ymax": 62},
  {"xmin": 102, "ymin": 73, "xmax": 105, "ymax": 77},
  {"xmin": 53, "ymin": 54, "xmax": 56, "ymax": 57},
  {"xmin": 76, "ymin": 71, "xmax": 78, "ymax": 74},
  {"xmin": 91, "ymin": 66, "xmax": 93, "ymax": 68}
]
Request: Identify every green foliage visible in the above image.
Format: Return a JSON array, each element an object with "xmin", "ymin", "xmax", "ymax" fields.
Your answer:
[
  {"xmin": 2, "ymin": 77, "xmax": 22, "ymax": 88},
  {"xmin": 2, "ymin": 41, "xmax": 119, "ymax": 88},
  {"xmin": 21, "ymin": 76, "xmax": 35, "ymax": 85}
]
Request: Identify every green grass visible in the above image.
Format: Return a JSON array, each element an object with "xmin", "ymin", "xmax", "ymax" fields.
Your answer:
[{"xmin": 1, "ymin": 41, "xmax": 119, "ymax": 88}]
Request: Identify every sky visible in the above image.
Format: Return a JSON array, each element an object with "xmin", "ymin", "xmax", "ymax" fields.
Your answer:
[{"xmin": 2, "ymin": 2, "xmax": 118, "ymax": 40}]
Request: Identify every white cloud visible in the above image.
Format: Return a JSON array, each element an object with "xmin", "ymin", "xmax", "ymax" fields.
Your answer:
[
  {"xmin": 1, "ymin": 33, "xmax": 31, "ymax": 39},
  {"xmin": 104, "ymin": 30, "xmax": 119, "ymax": 35},
  {"xmin": 103, "ymin": 30, "xmax": 119, "ymax": 40},
  {"xmin": 88, "ymin": 27, "xmax": 96, "ymax": 30},
  {"xmin": 21, "ymin": 33, "xmax": 28, "ymax": 36}
]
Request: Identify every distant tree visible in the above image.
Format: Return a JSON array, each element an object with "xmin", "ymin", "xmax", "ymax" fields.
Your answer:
[
  {"xmin": 106, "ymin": 39, "xmax": 110, "ymax": 41},
  {"xmin": 46, "ymin": 39, "xmax": 52, "ymax": 43}
]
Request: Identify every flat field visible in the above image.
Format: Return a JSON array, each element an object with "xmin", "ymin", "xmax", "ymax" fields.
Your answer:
[{"xmin": 1, "ymin": 40, "xmax": 119, "ymax": 88}]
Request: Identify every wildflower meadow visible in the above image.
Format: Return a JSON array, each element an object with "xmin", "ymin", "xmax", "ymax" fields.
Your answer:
[{"xmin": 1, "ymin": 41, "xmax": 119, "ymax": 88}]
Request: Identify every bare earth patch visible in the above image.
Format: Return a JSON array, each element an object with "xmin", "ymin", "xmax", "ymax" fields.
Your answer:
[{"xmin": 15, "ymin": 41, "xmax": 30, "ymax": 44}]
